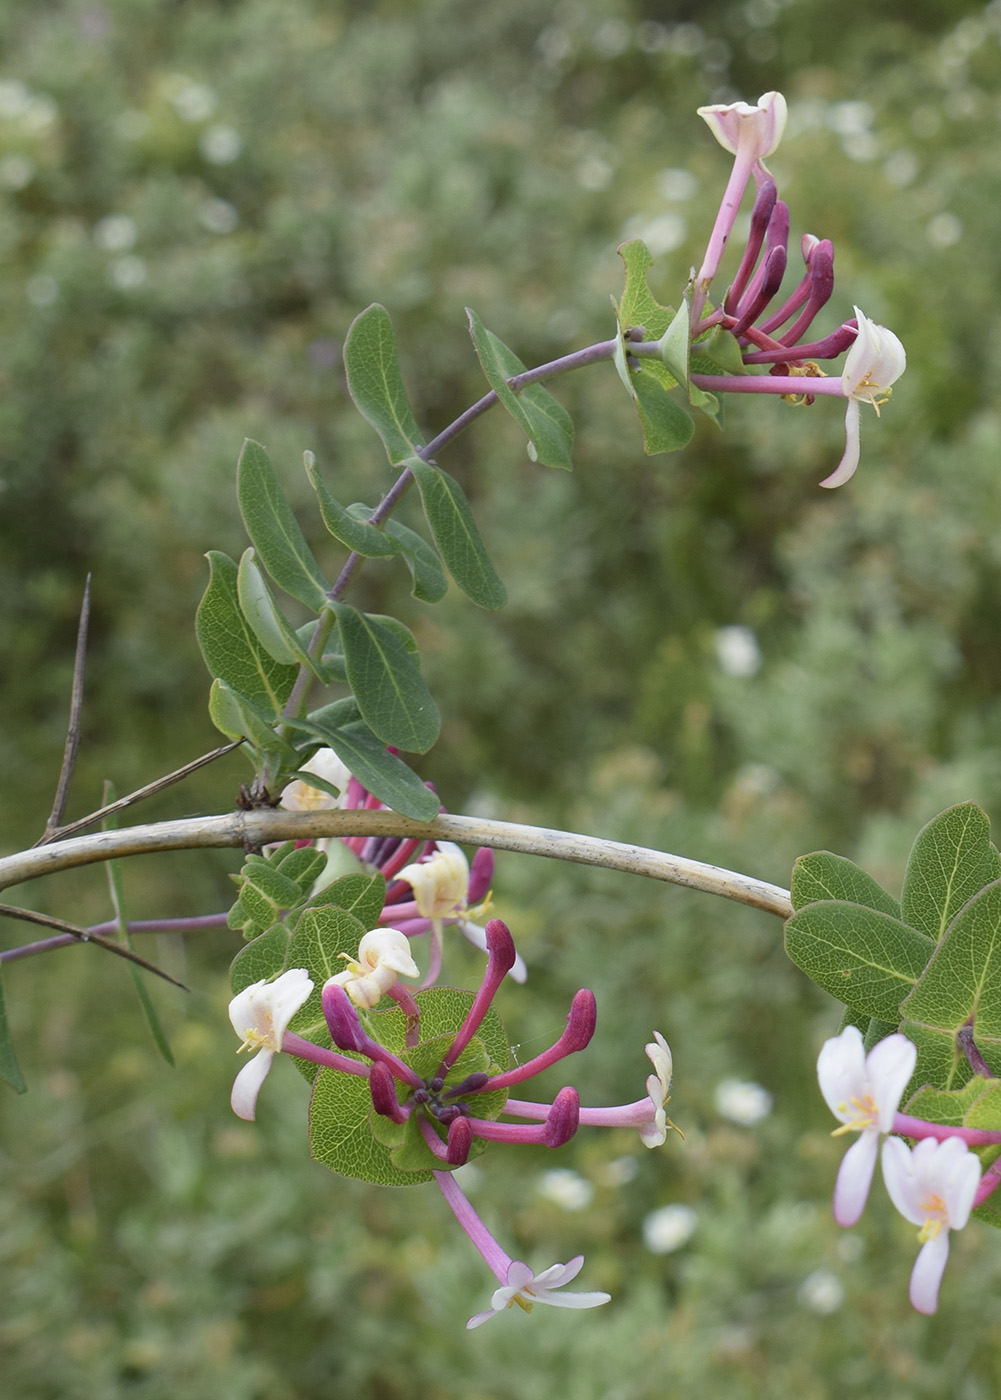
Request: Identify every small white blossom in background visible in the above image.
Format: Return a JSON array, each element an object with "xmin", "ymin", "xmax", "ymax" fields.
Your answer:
[
  {"xmin": 166, "ymin": 77, "xmax": 217, "ymax": 123},
  {"xmin": 714, "ymin": 625, "xmax": 762, "ymax": 678},
  {"xmin": 198, "ymin": 198, "xmax": 239, "ymax": 235},
  {"xmin": 597, "ymin": 1156, "xmax": 639, "ymax": 1188},
  {"xmin": 642, "ymin": 1203, "xmax": 698, "ymax": 1254},
  {"xmin": 536, "ymin": 1169, "xmax": 594, "ymax": 1212},
  {"xmin": 798, "ymin": 1268, "xmax": 845, "ymax": 1315},
  {"xmin": 200, "ymin": 124, "xmax": 242, "ymax": 164},
  {"xmin": 108, "ymin": 256, "xmax": 147, "ymax": 290},
  {"xmin": 0, "ymin": 153, "xmax": 35, "ymax": 191},
  {"xmin": 93, "ymin": 214, "xmax": 138, "ymax": 252},
  {"xmin": 715, "ymin": 1078, "xmax": 773, "ymax": 1126}
]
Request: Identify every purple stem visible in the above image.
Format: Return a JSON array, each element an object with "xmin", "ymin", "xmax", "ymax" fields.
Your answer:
[
  {"xmin": 437, "ymin": 919, "xmax": 516, "ymax": 1075},
  {"xmin": 434, "ymin": 1168, "xmax": 513, "ymax": 1284},
  {"xmin": 691, "ymin": 146, "xmax": 758, "ymax": 324},
  {"xmin": 480, "ymin": 989, "xmax": 597, "ymax": 1091},
  {"xmin": 281, "ymin": 1031, "xmax": 371, "ymax": 1077},
  {"xmin": 0, "ymin": 913, "xmax": 231, "ymax": 964},
  {"xmin": 892, "ymin": 1113, "xmax": 1001, "ymax": 1146},
  {"xmin": 689, "ymin": 372, "xmax": 847, "ymax": 397}
]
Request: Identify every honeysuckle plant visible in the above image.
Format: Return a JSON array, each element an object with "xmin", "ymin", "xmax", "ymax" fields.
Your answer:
[{"xmin": 1, "ymin": 86, "xmax": 995, "ymax": 1343}]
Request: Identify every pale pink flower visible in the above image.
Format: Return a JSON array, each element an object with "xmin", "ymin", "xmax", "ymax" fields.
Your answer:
[
  {"xmin": 817, "ymin": 1025, "xmax": 916, "ymax": 1226},
  {"xmin": 882, "ymin": 1135, "xmax": 980, "ymax": 1314},
  {"xmin": 466, "ymin": 1256, "xmax": 611, "ymax": 1329}
]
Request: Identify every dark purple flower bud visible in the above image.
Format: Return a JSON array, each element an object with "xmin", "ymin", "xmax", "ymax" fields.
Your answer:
[
  {"xmin": 730, "ymin": 244, "xmax": 787, "ymax": 336},
  {"xmin": 725, "ymin": 178, "xmax": 777, "ymax": 311},
  {"xmin": 544, "ymin": 1087, "xmax": 581, "ymax": 1148},
  {"xmin": 443, "ymin": 1071, "xmax": 492, "ymax": 1100},
  {"xmin": 467, "ymin": 847, "xmax": 495, "ymax": 905},
  {"xmin": 780, "ymin": 239, "xmax": 834, "ymax": 346},
  {"xmin": 369, "ymin": 1060, "xmax": 409, "ymax": 1123},
  {"xmin": 322, "ymin": 982, "xmax": 369, "ymax": 1053},
  {"xmin": 436, "ymin": 1103, "xmax": 464, "ymax": 1125},
  {"xmin": 565, "ymin": 989, "xmax": 598, "ymax": 1053},
  {"xmin": 446, "ymin": 1116, "xmax": 473, "ymax": 1166},
  {"xmin": 485, "ymin": 918, "xmax": 516, "ymax": 975}
]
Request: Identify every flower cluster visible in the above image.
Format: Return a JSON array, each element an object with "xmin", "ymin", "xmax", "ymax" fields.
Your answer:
[
  {"xmin": 817, "ymin": 1026, "xmax": 1001, "ymax": 1313},
  {"xmin": 682, "ymin": 92, "xmax": 906, "ymax": 487},
  {"xmin": 228, "ymin": 915, "xmax": 678, "ymax": 1327},
  {"xmin": 279, "ymin": 749, "xmax": 506, "ymax": 981}
]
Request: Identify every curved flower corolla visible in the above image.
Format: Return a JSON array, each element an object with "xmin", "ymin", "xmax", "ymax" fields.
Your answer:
[
  {"xmin": 503, "ymin": 1030, "xmax": 680, "ymax": 1148},
  {"xmin": 697, "ymin": 90, "xmax": 788, "ymax": 164},
  {"xmin": 817, "ymin": 1025, "xmax": 916, "ymax": 1226},
  {"xmin": 394, "ymin": 841, "xmax": 502, "ymax": 984},
  {"xmin": 466, "ymin": 1256, "xmax": 612, "ymax": 1329},
  {"xmin": 279, "ymin": 748, "xmax": 351, "ymax": 811},
  {"xmin": 326, "ymin": 927, "xmax": 420, "ymax": 1009},
  {"xmin": 882, "ymin": 1135, "xmax": 981, "ymax": 1314},
  {"xmin": 819, "ymin": 306, "xmax": 906, "ymax": 488},
  {"xmin": 228, "ymin": 968, "xmax": 314, "ymax": 1120}
]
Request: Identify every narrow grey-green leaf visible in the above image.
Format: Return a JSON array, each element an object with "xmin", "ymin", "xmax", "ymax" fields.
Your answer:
[
  {"xmin": 237, "ymin": 439, "xmax": 329, "ymax": 608},
  {"xmin": 329, "ymin": 602, "xmax": 439, "ymax": 753},
  {"xmin": 0, "ymin": 965, "xmax": 27, "ymax": 1093},
  {"xmin": 237, "ymin": 548, "xmax": 324, "ymax": 681},
  {"xmin": 103, "ymin": 792, "xmax": 174, "ymax": 1066},
  {"xmin": 208, "ymin": 679, "xmax": 297, "ymax": 761},
  {"xmin": 196, "ymin": 551, "xmax": 298, "ymax": 715},
  {"xmin": 342, "ymin": 304, "xmax": 426, "ymax": 465},
  {"xmin": 466, "ymin": 308, "xmax": 574, "ymax": 470},
  {"xmin": 305, "ymin": 454, "xmax": 402, "ymax": 558},
  {"xmin": 784, "ymin": 900, "xmax": 934, "ymax": 1020},
  {"xmin": 409, "ymin": 460, "xmax": 506, "ymax": 609},
  {"xmin": 791, "ymin": 851, "xmax": 902, "ymax": 919},
  {"xmin": 384, "ymin": 519, "xmax": 449, "ymax": 603},
  {"xmin": 284, "ymin": 715, "xmax": 440, "ymax": 821},
  {"xmin": 901, "ymin": 801, "xmax": 1001, "ymax": 942}
]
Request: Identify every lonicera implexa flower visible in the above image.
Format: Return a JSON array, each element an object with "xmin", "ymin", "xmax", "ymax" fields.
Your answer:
[
  {"xmin": 817, "ymin": 1025, "xmax": 916, "ymax": 1226},
  {"xmin": 881, "ymin": 1135, "xmax": 981, "ymax": 1314},
  {"xmin": 228, "ymin": 968, "xmax": 314, "ymax": 1120},
  {"xmin": 326, "ymin": 927, "xmax": 420, "ymax": 1009},
  {"xmin": 818, "ymin": 306, "xmax": 907, "ymax": 488}
]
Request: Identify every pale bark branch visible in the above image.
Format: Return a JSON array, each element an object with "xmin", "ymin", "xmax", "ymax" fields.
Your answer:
[{"xmin": 0, "ymin": 810, "xmax": 792, "ymax": 918}]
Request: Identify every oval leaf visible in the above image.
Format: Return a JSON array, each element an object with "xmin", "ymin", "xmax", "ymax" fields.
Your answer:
[
  {"xmin": 330, "ymin": 602, "xmax": 439, "ymax": 754},
  {"xmin": 409, "ymin": 460, "xmax": 506, "ymax": 609},
  {"xmin": 784, "ymin": 900, "xmax": 934, "ymax": 1020},
  {"xmin": 237, "ymin": 439, "xmax": 329, "ymax": 608},
  {"xmin": 196, "ymin": 551, "xmax": 298, "ymax": 715},
  {"xmin": 901, "ymin": 801, "xmax": 1001, "ymax": 943},
  {"xmin": 305, "ymin": 454, "xmax": 402, "ymax": 558},
  {"xmin": 342, "ymin": 304, "xmax": 426, "ymax": 465}
]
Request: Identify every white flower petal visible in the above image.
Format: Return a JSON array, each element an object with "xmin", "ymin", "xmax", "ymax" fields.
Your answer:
[
  {"xmin": 833, "ymin": 1129, "xmax": 879, "ymax": 1227},
  {"xmin": 909, "ymin": 1231, "xmax": 951, "ymax": 1315},
  {"xmin": 230, "ymin": 1048, "xmax": 275, "ymax": 1121},
  {"xmin": 697, "ymin": 91, "xmax": 787, "ymax": 160}
]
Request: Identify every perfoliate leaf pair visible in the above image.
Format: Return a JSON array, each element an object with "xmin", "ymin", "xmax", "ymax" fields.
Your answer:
[{"xmin": 787, "ymin": 802, "xmax": 1001, "ymax": 1099}]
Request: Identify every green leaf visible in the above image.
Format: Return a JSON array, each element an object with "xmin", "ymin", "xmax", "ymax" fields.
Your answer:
[
  {"xmin": 900, "ymin": 880, "xmax": 1001, "ymax": 1050},
  {"xmin": 285, "ymin": 713, "xmax": 440, "ymax": 821},
  {"xmin": 466, "ymin": 309, "xmax": 574, "ymax": 470},
  {"xmin": 208, "ymin": 679, "xmax": 297, "ymax": 761},
  {"xmin": 236, "ymin": 549, "xmax": 325, "ymax": 682},
  {"xmin": 791, "ymin": 851, "xmax": 902, "ymax": 919},
  {"xmin": 0, "ymin": 965, "xmax": 26, "ymax": 1094},
  {"xmin": 408, "ymin": 460, "xmax": 507, "ymax": 610},
  {"xmin": 308, "ymin": 987, "xmax": 509, "ymax": 1186},
  {"xmin": 305, "ymin": 454, "xmax": 403, "ymax": 558},
  {"xmin": 196, "ymin": 551, "xmax": 298, "ymax": 716},
  {"xmin": 784, "ymin": 900, "xmax": 934, "ymax": 1019},
  {"xmin": 623, "ymin": 358, "xmax": 696, "ymax": 455},
  {"xmin": 384, "ymin": 519, "xmax": 449, "ymax": 603},
  {"xmin": 102, "ymin": 791, "xmax": 174, "ymax": 1067},
  {"xmin": 237, "ymin": 440, "xmax": 329, "ymax": 609},
  {"xmin": 329, "ymin": 602, "xmax": 439, "ymax": 753},
  {"xmin": 230, "ymin": 924, "xmax": 290, "ymax": 994},
  {"xmin": 691, "ymin": 323, "xmax": 746, "ymax": 377},
  {"xmin": 616, "ymin": 239, "xmax": 676, "ymax": 350},
  {"xmin": 900, "ymin": 802, "xmax": 1001, "ymax": 943},
  {"xmin": 292, "ymin": 872, "xmax": 387, "ymax": 933},
  {"xmin": 342, "ymin": 304, "xmax": 426, "ymax": 465},
  {"xmin": 658, "ymin": 300, "xmax": 720, "ymax": 422}
]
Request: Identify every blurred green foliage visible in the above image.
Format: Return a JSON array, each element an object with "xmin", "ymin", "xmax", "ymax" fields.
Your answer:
[{"xmin": 4, "ymin": 0, "xmax": 1001, "ymax": 1394}]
